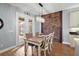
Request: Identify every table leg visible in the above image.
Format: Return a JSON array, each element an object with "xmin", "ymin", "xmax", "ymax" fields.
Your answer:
[
  {"xmin": 24, "ymin": 41, "xmax": 28, "ymax": 56},
  {"xmin": 38, "ymin": 45, "xmax": 41, "ymax": 56},
  {"xmin": 26, "ymin": 42, "xmax": 28, "ymax": 56},
  {"xmin": 32, "ymin": 46, "xmax": 35, "ymax": 56},
  {"xmin": 32, "ymin": 46, "xmax": 33, "ymax": 56},
  {"xmin": 24, "ymin": 41, "xmax": 27, "ymax": 56}
]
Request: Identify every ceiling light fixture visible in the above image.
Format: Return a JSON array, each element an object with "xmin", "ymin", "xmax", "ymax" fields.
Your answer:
[{"xmin": 36, "ymin": 3, "xmax": 45, "ymax": 23}]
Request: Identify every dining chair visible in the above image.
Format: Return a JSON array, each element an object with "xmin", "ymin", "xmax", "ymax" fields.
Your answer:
[
  {"xmin": 40, "ymin": 34, "xmax": 51, "ymax": 56},
  {"xmin": 32, "ymin": 32, "xmax": 54, "ymax": 56},
  {"xmin": 49, "ymin": 32, "xmax": 55, "ymax": 52}
]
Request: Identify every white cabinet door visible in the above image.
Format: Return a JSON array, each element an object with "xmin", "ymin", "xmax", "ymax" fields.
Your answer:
[
  {"xmin": 74, "ymin": 38, "xmax": 79, "ymax": 56},
  {"xmin": 70, "ymin": 11, "xmax": 79, "ymax": 27},
  {"xmin": 69, "ymin": 35, "xmax": 79, "ymax": 47}
]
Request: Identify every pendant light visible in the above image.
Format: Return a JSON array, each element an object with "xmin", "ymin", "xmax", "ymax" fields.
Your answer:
[{"xmin": 36, "ymin": 3, "xmax": 45, "ymax": 23}]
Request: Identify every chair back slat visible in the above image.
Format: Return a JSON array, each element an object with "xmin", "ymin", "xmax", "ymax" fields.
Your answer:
[
  {"xmin": 49, "ymin": 32, "xmax": 54, "ymax": 44},
  {"xmin": 43, "ymin": 34, "xmax": 50, "ymax": 48}
]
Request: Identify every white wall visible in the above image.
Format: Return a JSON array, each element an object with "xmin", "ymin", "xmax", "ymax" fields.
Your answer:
[
  {"xmin": 62, "ymin": 10, "xmax": 70, "ymax": 44},
  {"xmin": 23, "ymin": 15, "xmax": 30, "ymax": 33},
  {"xmin": 35, "ymin": 20, "xmax": 41, "ymax": 33},
  {"xmin": 0, "ymin": 3, "xmax": 28, "ymax": 51},
  {"xmin": 0, "ymin": 3, "xmax": 16, "ymax": 50},
  {"xmin": 35, "ymin": 17, "xmax": 42, "ymax": 34}
]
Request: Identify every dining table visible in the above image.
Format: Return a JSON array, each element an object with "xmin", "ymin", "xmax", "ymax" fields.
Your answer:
[{"xmin": 24, "ymin": 36, "xmax": 44, "ymax": 56}]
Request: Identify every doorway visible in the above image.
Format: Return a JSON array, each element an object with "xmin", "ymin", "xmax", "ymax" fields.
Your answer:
[
  {"xmin": 16, "ymin": 12, "xmax": 26, "ymax": 45},
  {"xmin": 18, "ymin": 17, "xmax": 25, "ymax": 44}
]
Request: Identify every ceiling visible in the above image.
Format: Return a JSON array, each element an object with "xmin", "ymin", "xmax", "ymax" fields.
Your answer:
[{"xmin": 10, "ymin": 3, "xmax": 79, "ymax": 16}]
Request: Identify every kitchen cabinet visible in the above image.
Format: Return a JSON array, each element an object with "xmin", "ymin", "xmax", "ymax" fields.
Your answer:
[
  {"xmin": 69, "ymin": 34, "xmax": 79, "ymax": 47},
  {"xmin": 69, "ymin": 28, "xmax": 79, "ymax": 47},
  {"xmin": 74, "ymin": 38, "xmax": 79, "ymax": 56},
  {"xmin": 70, "ymin": 11, "xmax": 79, "ymax": 27}
]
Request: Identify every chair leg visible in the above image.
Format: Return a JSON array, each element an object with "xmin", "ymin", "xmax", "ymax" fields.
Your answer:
[
  {"xmin": 32, "ymin": 46, "xmax": 36, "ymax": 56},
  {"xmin": 50, "ymin": 44, "xmax": 52, "ymax": 51},
  {"xmin": 44, "ymin": 50, "xmax": 46, "ymax": 56},
  {"xmin": 47, "ymin": 49, "xmax": 50, "ymax": 55},
  {"xmin": 49, "ymin": 44, "xmax": 53, "ymax": 56},
  {"xmin": 50, "ymin": 44, "xmax": 52, "ymax": 52}
]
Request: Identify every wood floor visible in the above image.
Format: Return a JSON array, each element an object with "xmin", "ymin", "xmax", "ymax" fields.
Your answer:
[{"xmin": 0, "ymin": 41, "xmax": 74, "ymax": 56}]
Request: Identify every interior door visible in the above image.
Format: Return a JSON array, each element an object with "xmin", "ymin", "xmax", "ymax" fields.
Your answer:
[{"xmin": 41, "ymin": 11, "xmax": 62, "ymax": 43}]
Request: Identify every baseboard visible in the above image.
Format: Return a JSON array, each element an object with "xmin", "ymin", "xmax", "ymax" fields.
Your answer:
[
  {"xmin": 16, "ymin": 41, "xmax": 24, "ymax": 46},
  {"xmin": 0, "ymin": 42, "xmax": 24, "ymax": 54},
  {"xmin": 0, "ymin": 45, "xmax": 16, "ymax": 54},
  {"xmin": 62, "ymin": 42, "xmax": 70, "ymax": 45}
]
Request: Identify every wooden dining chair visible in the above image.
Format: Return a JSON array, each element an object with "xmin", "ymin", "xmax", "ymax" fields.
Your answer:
[
  {"xmin": 40, "ymin": 34, "xmax": 51, "ymax": 56},
  {"xmin": 49, "ymin": 32, "xmax": 55, "ymax": 52}
]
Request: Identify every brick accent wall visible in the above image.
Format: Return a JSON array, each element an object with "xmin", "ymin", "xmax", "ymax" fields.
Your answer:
[{"xmin": 42, "ymin": 11, "xmax": 62, "ymax": 42}]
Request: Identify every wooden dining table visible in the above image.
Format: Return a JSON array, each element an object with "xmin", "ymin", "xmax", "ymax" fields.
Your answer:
[{"xmin": 24, "ymin": 36, "xmax": 44, "ymax": 56}]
